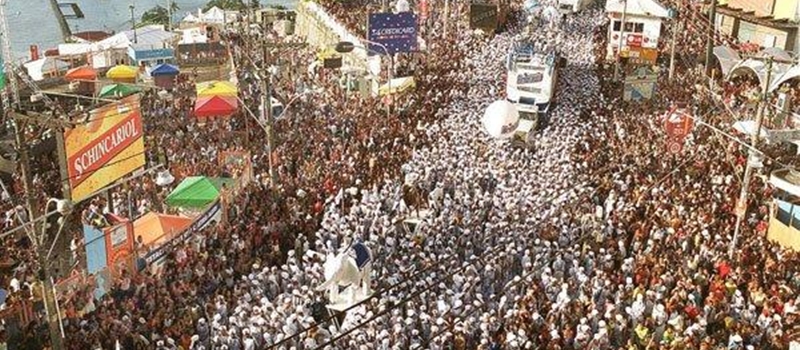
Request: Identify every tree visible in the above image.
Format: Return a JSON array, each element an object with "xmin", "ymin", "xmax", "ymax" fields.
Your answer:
[
  {"xmin": 139, "ymin": 2, "xmax": 179, "ymax": 28},
  {"xmin": 203, "ymin": 0, "xmax": 259, "ymax": 11}
]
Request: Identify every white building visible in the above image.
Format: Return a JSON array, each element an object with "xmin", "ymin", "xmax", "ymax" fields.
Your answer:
[
  {"xmin": 57, "ymin": 25, "xmax": 177, "ymax": 69},
  {"xmin": 605, "ymin": 0, "xmax": 670, "ymax": 62}
]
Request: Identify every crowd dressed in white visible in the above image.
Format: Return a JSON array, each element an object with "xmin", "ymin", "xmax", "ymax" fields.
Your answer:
[{"xmin": 174, "ymin": 3, "xmax": 797, "ymax": 350}]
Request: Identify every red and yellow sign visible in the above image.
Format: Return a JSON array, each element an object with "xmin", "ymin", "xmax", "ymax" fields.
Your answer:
[{"xmin": 64, "ymin": 95, "xmax": 145, "ymax": 202}]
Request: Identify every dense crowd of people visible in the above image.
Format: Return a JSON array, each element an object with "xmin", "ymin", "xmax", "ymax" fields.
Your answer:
[{"xmin": 0, "ymin": 0, "xmax": 798, "ymax": 349}]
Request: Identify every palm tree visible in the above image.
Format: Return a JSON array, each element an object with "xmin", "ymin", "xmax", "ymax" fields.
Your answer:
[{"xmin": 139, "ymin": 2, "xmax": 179, "ymax": 28}]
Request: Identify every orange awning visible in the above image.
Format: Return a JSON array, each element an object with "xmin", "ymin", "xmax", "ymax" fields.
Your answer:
[
  {"xmin": 65, "ymin": 66, "xmax": 97, "ymax": 81},
  {"xmin": 132, "ymin": 212, "xmax": 192, "ymax": 247}
]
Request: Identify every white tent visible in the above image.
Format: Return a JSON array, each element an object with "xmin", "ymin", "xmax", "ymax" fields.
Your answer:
[
  {"xmin": 24, "ymin": 57, "xmax": 70, "ymax": 81},
  {"xmin": 182, "ymin": 12, "xmax": 200, "ymax": 23},
  {"xmin": 201, "ymin": 6, "xmax": 225, "ymax": 24},
  {"xmin": 605, "ymin": 0, "xmax": 670, "ymax": 18}
]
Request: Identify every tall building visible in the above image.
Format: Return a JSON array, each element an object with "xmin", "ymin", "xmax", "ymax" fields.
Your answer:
[{"xmin": 716, "ymin": 0, "xmax": 800, "ymax": 51}]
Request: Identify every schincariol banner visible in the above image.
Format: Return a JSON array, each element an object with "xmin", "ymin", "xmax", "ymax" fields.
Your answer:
[{"xmin": 63, "ymin": 95, "xmax": 145, "ymax": 202}]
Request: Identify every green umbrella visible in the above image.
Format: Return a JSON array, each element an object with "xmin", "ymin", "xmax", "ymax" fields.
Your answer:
[{"xmin": 99, "ymin": 84, "xmax": 141, "ymax": 98}]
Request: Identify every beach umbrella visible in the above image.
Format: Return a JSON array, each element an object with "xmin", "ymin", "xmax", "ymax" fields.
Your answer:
[
  {"xmin": 196, "ymin": 81, "xmax": 237, "ymax": 97},
  {"xmin": 99, "ymin": 84, "xmax": 141, "ymax": 98},
  {"xmin": 194, "ymin": 95, "xmax": 238, "ymax": 117},
  {"xmin": 65, "ymin": 66, "xmax": 97, "ymax": 81},
  {"xmin": 106, "ymin": 65, "xmax": 138, "ymax": 82},
  {"xmin": 150, "ymin": 63, "xmax": 180, "ymax": 77}
]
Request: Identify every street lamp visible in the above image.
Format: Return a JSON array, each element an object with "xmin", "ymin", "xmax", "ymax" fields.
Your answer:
[
  {"xmin": 155, "ymin": 170, "xmax": 175, "ymax": 187},
  {"xmin": 273, "ymin": 88, "xmax": 322, "ymax": 121},
  {"xmin": 336, "ymin": 40, "xmax": 394, "ymax": 117}
]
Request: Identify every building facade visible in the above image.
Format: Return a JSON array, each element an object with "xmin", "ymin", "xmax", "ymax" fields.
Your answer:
[{"xmin": 716, "ymin": 0, "xmax": 800, "ymax": 51}]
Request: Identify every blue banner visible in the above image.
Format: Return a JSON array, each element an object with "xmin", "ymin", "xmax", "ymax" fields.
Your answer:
[
  {"xmin": 82, "ymin": 224, "xmax": 108, "ymax": 275},
  {"xmin": 367, "ymin": 12, "xmax": 418, "ymax": 55}
]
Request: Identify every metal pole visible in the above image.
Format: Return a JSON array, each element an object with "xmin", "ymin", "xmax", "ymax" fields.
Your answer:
[
  {"xmin": 51, "ymin": 277, "xmax": 65, "ymax": 338},
  {"xmin": 443, "ymin": 0, "xmax": 450, "ymax": 38},
  {"xmin": 261, "ymin": 42, "xmax": 278, "ymax": 187},
  {"xmin": 14, "ymin": 120, "xmax": 64, "ymax": 350},
  {"xmin": 166, "ymin": 0, "xmax": 172, "ymax": 32},
  {"xmin": 612, "ymin": 0, "xmax": 628, "ymax": 81},
  {"xmin": 668, "ymin": 19, "xmax": 680, "ymax": 81},
  {"xmin": 388, "ymin": 55, "xmax": 394, "ymax": 118},
  {"xmin": 705, "ymin": 0, "xmax": 717, "ymax": 76},
  {"xmin": 730, "ymin": 56, "xmax": 772, "ymax": 258},
  {"xmin": 130, "ymin": 5, "xmax": 138, "ymax": 44}
]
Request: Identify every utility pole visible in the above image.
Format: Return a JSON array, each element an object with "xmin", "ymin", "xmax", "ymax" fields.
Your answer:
[
  {"xmin": 668, "ymin": 16, "xmax": 681, "ymax": 81},
  {"xmin": 612, "ymin": 0, "xmax": 628, "ymax": 81},
  {"xmin": 730, "ymin": 56, "xmax": 773, "ymax": 258},
  {"xmin": 166, "ymin": 0, "xmax": 172, "ymax": 32},
  {"xmin": 261, "ymin": 42, "xmax": 278, "ymax": 187},
  {"xmin": 704, "ymin": 0, "xmax": 717, "ymax": 76},
  {"xmin": 443, "ymin": 0, "xmax": 450, "ymax": 38},
  {"xmin": 13, "ymin": 118, "xmax": 65, "ymax": 350},
  {"xmin": 129, "ymin": 5, "xmax": 138, "ymax": 44}
]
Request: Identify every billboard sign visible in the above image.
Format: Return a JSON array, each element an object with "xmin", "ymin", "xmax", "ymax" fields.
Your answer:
[
  {"xmin": 664, "ymin": 107, "xmax": 694, "ymax": 138},
  {"xmin": 367, "ymin": 12, "xmax": 418, "ymax": 55},
  {"xmin": 470, "ymin": 3, "xmax": 498, "ymax": 33},
  {"xmin": 64, "ymin": 95, "xmax": 145, "ymax": 202}
]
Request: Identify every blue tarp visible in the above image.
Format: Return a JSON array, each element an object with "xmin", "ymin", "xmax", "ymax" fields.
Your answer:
[
  {"xmin": 82, "ymin": 224, "xmax": 108, "ymax": 274},
  {"xmin": 150, "ymin": 63, "xmax": 180, "ymax": 76}
]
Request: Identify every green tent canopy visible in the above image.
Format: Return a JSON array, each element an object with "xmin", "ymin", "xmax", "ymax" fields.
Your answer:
[
  {"xmin": 164, "ymin": 176, "xmax": 235, "ymax": 208},
  {"xmin": 99, "ymin": 83, "xmax": 141, "ymax": 98}
]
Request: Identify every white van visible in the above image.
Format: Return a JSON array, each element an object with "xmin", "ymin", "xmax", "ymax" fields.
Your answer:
[{"xmin": 558, "ymin": 0, "xmax": 593, "ymax": 13}]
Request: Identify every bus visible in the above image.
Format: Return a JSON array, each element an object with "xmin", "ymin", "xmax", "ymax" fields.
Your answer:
[{"xmin": 506, "ymin": 42, "xmax": 559, "ymax": 124}]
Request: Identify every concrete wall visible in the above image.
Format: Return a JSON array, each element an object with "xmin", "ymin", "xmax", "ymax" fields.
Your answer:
[
  {"xmin": 294, "ymin": 1, "xmax": 380, "ymax": 77},
  {"xmin": 767, "ymin": 216, "xmax": 800, "ymax": 251},
  {"xmin": 772, "ymin": 0, "xmax": 799, "ymax": 20}
]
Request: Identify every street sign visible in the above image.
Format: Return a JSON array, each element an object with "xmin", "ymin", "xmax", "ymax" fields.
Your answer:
[
  {"xmin": 664, "ymin": 107, "xmax": 694, "ymax": 138},
  {"xmin": 666, "ymin": 139, "xmax": 683, "ymax": 154}
]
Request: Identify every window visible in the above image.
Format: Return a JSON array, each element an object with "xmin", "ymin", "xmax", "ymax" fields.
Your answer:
[
  {"xmin": 613, "ymin": 20, "xmax": 621, "ymax": 31},
  {"xmin": 635, "ymin": 23, "xmax": 644, "ymax": 33},
  {"xmin": 777, "ymin": 200, "xmax": 793, "ymax": 226},
  {"xmin": 517, "ymin": 72, "xmax": 544, "ymax": 84},
  {"xmin": 624, "ymin": 22, "xmax": 635, "ymax": 32}
]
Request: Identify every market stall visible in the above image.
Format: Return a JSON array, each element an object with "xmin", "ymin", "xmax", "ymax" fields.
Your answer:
[
  {"xmin": 150, "ymin": 63, "xmax": 180, "ymax": 90},
  {"xmin": 65, "ymin": 66, "xmax": 97, "ymax": 95}
]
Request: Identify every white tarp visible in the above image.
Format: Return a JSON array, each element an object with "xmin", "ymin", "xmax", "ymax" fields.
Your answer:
[
  {"xmin": 732, "ymin": 120, "xmax": 769, "ymax": 139},
  {"xmin": 712, "ymin": 45, "xmax": 741, "ymax": 77},
  {"xmin": 24, "ymin": 57, "xmax": 70, "ymax": 81}
]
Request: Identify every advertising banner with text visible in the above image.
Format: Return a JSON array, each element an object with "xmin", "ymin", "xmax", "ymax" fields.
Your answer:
[
  {"xmin": 470, "ymin": 3, "xmax": 498, "ymax": 33},
  {"xmin": 64, "ymin": 95, "xmax": 145, "ymax": 202},
  {"xmin": 367, "ymin": 12, "xmax": 418, "ymax": 55}
]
